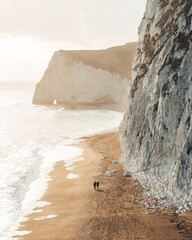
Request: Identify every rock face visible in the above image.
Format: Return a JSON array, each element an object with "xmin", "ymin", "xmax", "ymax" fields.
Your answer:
[
  {"xmin": 33, "ymin": 43, "xmax": 137, "ymax": 110},
  {"xmin": 120, "ymin": 0, "xmax": 192, "ymax": 211}
]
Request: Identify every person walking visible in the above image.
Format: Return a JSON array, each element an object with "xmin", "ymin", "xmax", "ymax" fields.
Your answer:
[
  {"xmin": 96, "ymin": 181, "xmax": 100, "ymax": 190},
  {"xmin": 93, "ymin": 181, "xmax": 97, "ymax": 190}
]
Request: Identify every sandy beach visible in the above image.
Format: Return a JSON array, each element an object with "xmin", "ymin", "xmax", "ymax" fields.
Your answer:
[{"xmin": 13, "ymin": 131, "xmax": 192, "ymax": 240}]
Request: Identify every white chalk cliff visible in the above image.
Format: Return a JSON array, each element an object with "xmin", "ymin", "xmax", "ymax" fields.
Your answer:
[
  {"xmin": 33, "ymin": 43, "xmax": 137, "ymax": 110},
  {"xmin": 120, "ymin": 0, "xmax": 192, "ymax": 212}
]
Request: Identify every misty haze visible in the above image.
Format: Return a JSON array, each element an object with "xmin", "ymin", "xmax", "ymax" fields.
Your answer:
[{"xmin": 0, "ymin": 0, "xmax": 192, "ymax": 239}]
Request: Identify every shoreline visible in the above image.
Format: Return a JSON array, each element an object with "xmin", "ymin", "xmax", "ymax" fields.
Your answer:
[
  {"xmin": 11, "ymin": 135, "xmax": 102, "ymax": 240},
  {"xmin": 5, "ymin": 139, "xmax": 83, "ymax": 240},
  {"xmin": 6, "ymin": 126, "xmax": 119, "ymax": 239},
  {"xmin": 3, "ymin": 138, "xmax": 86, "ymax": 240},
  {"xmin": 12, "ymin": 131, "xmax": 192, "ymax": 239}
]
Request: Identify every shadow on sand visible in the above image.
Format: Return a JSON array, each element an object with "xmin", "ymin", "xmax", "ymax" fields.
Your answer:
[{"xmin": 95, "ymin": 189, "xmax": 104, "ymax": 192}]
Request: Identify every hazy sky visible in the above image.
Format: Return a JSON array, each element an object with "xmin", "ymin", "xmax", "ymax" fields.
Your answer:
[{"xmin": 0, "ymin": 0, "xmax": 146, "ymax": 81}]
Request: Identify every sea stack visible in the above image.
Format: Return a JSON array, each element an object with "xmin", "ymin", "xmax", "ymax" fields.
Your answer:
[
  {"xmin": 33, "ymin": 42, "xmax": 137, "ymax": 111},
  {"xmin": 120, "ymin": 0, "xmax": 192, "ymax": 211}
]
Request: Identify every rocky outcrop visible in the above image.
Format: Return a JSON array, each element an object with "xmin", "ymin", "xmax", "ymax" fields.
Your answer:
[
  {"xmin": 120, "ymin": 0, "xmax": 192, "ymax": 212},
  {"xmin": 33, "ymin": 43, "xmax": 137, "ymax": 111}
]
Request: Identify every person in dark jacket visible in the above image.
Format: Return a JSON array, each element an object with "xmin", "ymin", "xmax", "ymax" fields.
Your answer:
[
  {"xmin": 93, "ymin": 181, "xmax": 97, "ymax": 190},
  {"xmin": 96, "ymin": 181, "xmax": 100, "ymax": 190}
]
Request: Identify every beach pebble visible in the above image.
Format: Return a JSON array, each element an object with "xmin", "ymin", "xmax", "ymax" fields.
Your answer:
[
  {"xmin": 105, "ymin": 171, "xmax": 112, "ymax": 177},
  {"xmin": 149, "ymin": 205, "xmax": 156, "ymax": 209},
  {"xmin": 103, "ymin": 155, "xmax": 107, "ymax": 159},
  {"xmin": 123, "ymin": 170, "xmax": 131, "ymax": 177},
  {"xmin": 105, "ymin": 169, "xmax": 117, "ymax": 177},
  {"xmin": 112, "ymin": 160, "xmax": 118, "ymax": 164}
]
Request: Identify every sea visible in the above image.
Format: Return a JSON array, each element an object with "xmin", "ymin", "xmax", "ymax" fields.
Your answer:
[{"xmin": 0, "ymin": 81, "xmax": 123, "ymax": 239}]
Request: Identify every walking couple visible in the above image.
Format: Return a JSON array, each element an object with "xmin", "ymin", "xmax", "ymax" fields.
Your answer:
[{"xmin": 93, "ymin": 181, "xmax": 99, "ymax": 190}]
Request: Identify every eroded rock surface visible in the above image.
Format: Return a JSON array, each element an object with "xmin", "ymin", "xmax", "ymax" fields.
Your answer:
[
  {"xmin": 33, "ymin": 43, "xmax": 137, "ymax": 111},
  {"xmin": 120, "ymin": 0, "xmax": 192, "ymax": 211}
]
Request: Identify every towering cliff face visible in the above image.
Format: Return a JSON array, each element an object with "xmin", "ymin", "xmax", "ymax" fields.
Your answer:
[
  {"xmin": 33, "ymin": 43, "xmax": 137, "ymax": 110},
  {"xmin": 120, "ymin": 0, "xmax": 192, "ymax": 211}
]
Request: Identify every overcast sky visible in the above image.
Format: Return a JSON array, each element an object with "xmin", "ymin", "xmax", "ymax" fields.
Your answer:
[{"xmin": 0, "ymin": 0, "xmax": 146, "ymax": 81}]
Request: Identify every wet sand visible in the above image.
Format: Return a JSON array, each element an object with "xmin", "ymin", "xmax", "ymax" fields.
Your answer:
[{"xmin": 13, "ymin": 131, "xmax": 192, "ymax": 240}]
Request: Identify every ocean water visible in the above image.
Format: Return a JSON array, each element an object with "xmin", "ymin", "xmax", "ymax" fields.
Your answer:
[{"xmin": 0, "ymin": 81, "xmax": 123, "ymax": 239}]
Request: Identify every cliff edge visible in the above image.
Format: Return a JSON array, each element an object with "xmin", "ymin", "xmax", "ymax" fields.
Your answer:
[
  {"xmin": 33, "ymin": 42, "xmax": 137, "ymax": 111},
  {"xmin": 120, "ymin": 0, "xmax": 192, "ymax": 212}
]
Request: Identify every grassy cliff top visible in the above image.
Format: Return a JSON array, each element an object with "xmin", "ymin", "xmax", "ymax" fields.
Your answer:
[{"xmin": 58, "ymin": 42, "xmax": 137, "ymax": 79}]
